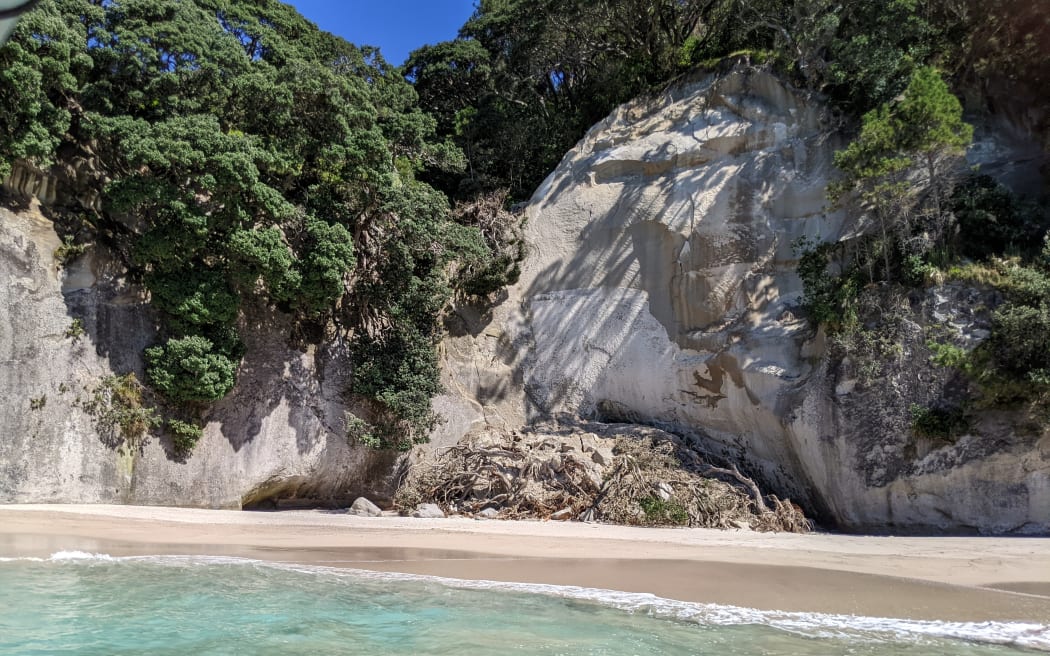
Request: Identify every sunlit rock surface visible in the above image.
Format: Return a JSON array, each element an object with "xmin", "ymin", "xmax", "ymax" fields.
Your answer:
[{"xmin": 436, "ymin": 64, "xmax": 1050, "ymax": 533}]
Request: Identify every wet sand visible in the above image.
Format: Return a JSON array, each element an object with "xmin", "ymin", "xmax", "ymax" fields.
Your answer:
[{"xmin": 1, "ymin": 504, "xmax": 1048, "ymax": 623}]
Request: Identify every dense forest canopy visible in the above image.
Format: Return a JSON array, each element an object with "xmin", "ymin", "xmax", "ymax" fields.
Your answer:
[{"xmin": 1, "ymin": 0, "xmax": 1048, "ymax": 451}]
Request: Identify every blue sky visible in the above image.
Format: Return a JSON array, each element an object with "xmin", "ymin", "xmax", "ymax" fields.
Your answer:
[{"xmin": 288, "ymin": 1, "xmax": 477, "ymax": 66}]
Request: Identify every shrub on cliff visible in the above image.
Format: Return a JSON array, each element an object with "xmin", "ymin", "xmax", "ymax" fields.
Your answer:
[
  {"xmin": 145, "ymin": 336, "xmax": 237, "ymax": 404},
  {"xmin": 79, "ymin": 374, "xmax": 161, "ymax": 448},
  {"xmin": 166, "ymin": 419, "xmax": 205, "ymax": 455}
]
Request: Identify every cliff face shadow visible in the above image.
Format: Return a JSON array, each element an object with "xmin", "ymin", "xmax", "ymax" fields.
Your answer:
[{"xmin": 211, "ymin": 304, "xmax": 343, "ymax": 457}]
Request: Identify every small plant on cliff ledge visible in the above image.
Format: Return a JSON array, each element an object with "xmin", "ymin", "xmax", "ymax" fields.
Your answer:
[
  {"xmin": 793, "ymin": 236, "xmax": 861, "ymax": 332},
  {"xmin": 927, "ymin": 341, "xmax": 970, "ymax": 370},
  {"xmin": 345, "ymin": 414, "xmax": 381, "ymax": 449},
  {"xmin": 29, "ymin": 395, "xmax": 46, "ymax": 411},
  {"xmin": 166, "ymin": 419, "xmax": 204, "ymax": 454},
  {"xmin": 54, "ymin": 236, "xmax": 88, "ymax": 266},
  {"xmin": 81, "ymin": 374, "xmax": 160, "ymax": 448},
  {"xmin": 64, "ymin": 318, "xmax": 85, "ymax": 342},
  {"xmin": 909, "ymin": 403, "xmax": 971, "ymax": 441}
]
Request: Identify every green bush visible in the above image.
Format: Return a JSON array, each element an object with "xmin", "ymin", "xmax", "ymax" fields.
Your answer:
[
  {"xmin": 295, "ymin": 217, "xmax": 357, "ymax": 316},
  {"xmin": 54, "ymin": 236, "xmax": 88, "ymax": 266},
  {"xmin": 166, "ymin": 419, "xmax": 204, "ymax": 454},
  {"xmin": 81, "ymin": 374, "xmax": 160, "ymax": 446},
  {"xmin": 989, "ymin": 303, "xmax": 1050, "ymax": 377},
  {"xmin": 909, "ymin": 403, "xmax": 970, "ymax": 440},
  {"xmin": 793, "ymin": 237, "xmax": 861, "ymax": 332},
  {"xmin": 145, "ymin": 336, "xmax": 237, "ymax": 403},
  {"xmin": 927, "ymin": 341, "xmax": 969, "ymax": 369},
  {"xmin": 638, "ymin": 496, "xmax": 690, "ymax": 526},
  {"xmin": 902, "ymin": 254, "xmax": 938, "ymax": 287},
  {"xmin": 345, "ymin": 414, "xmax": 380, "ymax": 449},
  {"xmin": 1001, "ymin": 265, "xmax": 1050, "ymax": 307},
  {"xmin": 228, "ymin": 227, "xmax": 302, "ymax": 302},
  {"xmin": 350, "ymin": 328, "xmax": 441, "ymax": 450},
  {"xmin": 953, "ymin": 176, "xmax": 1049, "ymax": 260},
  {"xmin": 145, "ymin": 269, "xmax": 239, "ymax": 334},
  {"xmin": 64, "ymin": 318, "xmax": 85, "ymax": 342}
]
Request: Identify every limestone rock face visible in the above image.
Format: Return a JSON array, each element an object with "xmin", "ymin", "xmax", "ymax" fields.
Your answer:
[
  {"xmin": 437, "ymin": 65, "xmax": 1050, "ymax": 533},
  {"xmin": 0, "ymin": 203, "xmax": 395, "ymax": 508}
]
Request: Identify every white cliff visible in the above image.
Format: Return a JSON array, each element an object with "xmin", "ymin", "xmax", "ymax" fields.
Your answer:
[
  {"xmin": 435, "ymin": 64, "xmax": 1050, "ymax": 533},
  {"xmin": 0, "ymin": 201, "xmax": 394, "ymax": 508}
]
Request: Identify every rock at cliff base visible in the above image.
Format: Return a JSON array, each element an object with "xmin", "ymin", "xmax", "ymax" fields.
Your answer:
[
  {"xmin": 348, "ymin": 497, "xmax": 382, "ymax": 517},
  {"xmin": 411, "ymin": 503, "xmax": 446, "ymax": 519}
]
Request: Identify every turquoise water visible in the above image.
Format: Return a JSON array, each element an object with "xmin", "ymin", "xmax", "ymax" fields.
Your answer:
[{"xmin": 0, "ymin": 553, "xmax": 1046, "ymax": 655}]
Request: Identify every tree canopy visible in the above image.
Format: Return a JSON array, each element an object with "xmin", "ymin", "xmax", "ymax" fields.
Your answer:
[{"xmin": 0, "ymin": 0, "xmax": 501, "ymax": 448}]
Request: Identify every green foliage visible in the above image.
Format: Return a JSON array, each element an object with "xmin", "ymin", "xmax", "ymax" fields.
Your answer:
[
  {"xmin": 902, "ymin": 254, "xmax": 938, "ymax": 287},
  {"xmin": 296, "ymin": 217, "xmax": 356, "ymax": 316},
  {"xmin": 351, "ymin": 327, "xmax": 442, "ymax": 451},
  {"xmin": 942, "ymin": 261, "xmax": 1004, "ymax": 286},
  {"xmin": 988, "ymin": 302, "xmax": 1050, "ymax": 380},
  {"xmin": 1000, "ymin": 263, "xmax": 1050, "ymax": 308},
  {"xmin": 228, "ymin": 227, "xmax": 301, "ymax": 301},
  {"xmin": 822, "ymin": 0, "xmax": 938, "ymax": 113},
  {"xmin": 54, "ymin": 235, "xmax": 88, "ymax": 265},
  {"xmin": 0, "ymin": 0, "xmax": 85, "ymax": 179},
  {"xmin": 792, "ymin": 237, "xmax": 859, "ymax": 332},
  {"xmin": 952, "ymin": 0, "xmax": 1050, "ymax": 109},
  {"xmin": 81, "ymin": 374, "xmax": 161, "ymax": 447},
  {"xmin": 345, "ymin": 414, "xmax": 380, "ymax": 449},
  {"xmin": 927, "ymin": 261, "xmax": 1050, "ymax": 407},
  {"xmin": 1, "ymin": 0, "xmax": 500, "ymax": 431},
  {"xmin": 166, "ymin": 419, "xmax": 204, "ymax": 454},
  {"xmin": 64, "ymin": 318, "xmax": 85, "ymax": 342},
  {"xmin": 638, "ymin": 495, "xmax": 690, "ymax": 526},
  {"xmin": 407, "ymin": 0, "xmax": 743, "ymax": 200},
  {"xmin": 404, "ymin": 0, "xmax": 1038, "ymax": 209},
  {"xmin": 833, "ymin": 67, "xmax": 971, "ymax": 205},
  {"xmin": 448, "ymin": 189, "xmax": 525, "ymax": 297},
  {"xmin": 831, "ymin": 67, "xmax": 971, "ymax": 281},
  {"xmin": 342, "ymin": 178, "xmax": 497, "ymax": 446},
  {"xmin": 145, "ymin": 336, "xmax": 237, "ymax": 403},
  {"xmin": 146, "ymin": 268, "xmax": 239, "ymax": 335},
  {"xmin": 928, "ymin": 341, "xmax": 968, "ymax": 370},
  {"xmin": 952, "ymin": 176, "xmax": 1050, "ymax": 260},
  {"xmin": 29, "ymin": 395, "xmax": 47, "ymax": 411},
  {"xmin": 909, "ymin": 403, "xmax": 970, "ymax": 441}
]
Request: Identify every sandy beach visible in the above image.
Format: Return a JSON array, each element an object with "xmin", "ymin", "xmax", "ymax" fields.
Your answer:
[{"xmin": 1, "ymin": 504, "xmax": 1048, "ymax": 623}]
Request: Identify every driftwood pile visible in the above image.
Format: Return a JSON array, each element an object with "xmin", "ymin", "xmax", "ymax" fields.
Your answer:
[{"xmin": 395, "ymin": 424, "xmax": 811, "ymax": 532}]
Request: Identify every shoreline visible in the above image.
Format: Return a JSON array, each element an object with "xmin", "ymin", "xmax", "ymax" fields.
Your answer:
[{"xmin": 2, "ymin": 504, "xmax": 1049, "ymax": 623}]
